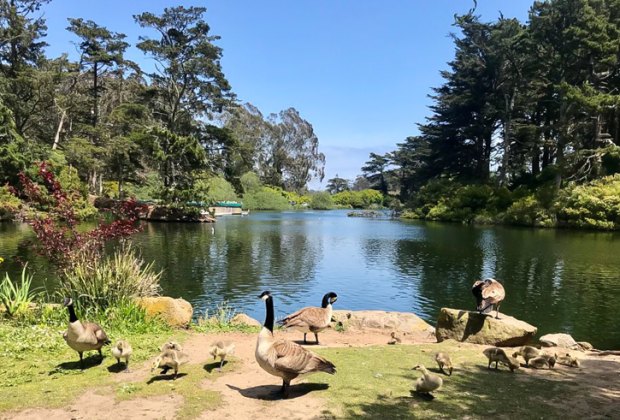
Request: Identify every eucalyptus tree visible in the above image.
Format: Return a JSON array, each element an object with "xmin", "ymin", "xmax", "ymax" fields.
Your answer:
[
  {"xmin": 270, "ymin": 107, "xmax": 325, "ymax": 192},
  {"xmin": 134, "ymin": 6, "xmax": 234, "ymax": 198}
]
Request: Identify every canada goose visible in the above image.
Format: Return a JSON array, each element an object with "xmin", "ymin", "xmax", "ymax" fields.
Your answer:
[
  {"xmin": 472, "ymin": 278, "xmax": 505, "ymax": 319},
  {"xmin": 483, "ymin": 347, "xmax": 520, "ymax": 372},
  {"xmin": 279, "ymin": 292, "xmax": 338, "ymax": 345},
  {"xmin": 412, "ymin": 364, "xmax": 443, "ymax": 396},
  {"xmin": 151, "ymin": 348, "xmax": 189, "ymax": 379},
  {"xmin": 387, "ymin": 331, "xmax": 402, "ymax": 345},
  {"xmin": 556, "ymin": 353, "xmax": 580, "ymax": 368},
  {"xmin": 435, "ymin": 352, "xmax": 453, "ymax": 376},
  {"xmin": 512, "ymin": 346, "xmax": 541, "ymax": 367},
  {"xmin": 209, "ymin": 341, "xmax": 235, "ymax": 372},
  {"xmin": 111, "ymin": 340, "xmax": 132, "ymax": 372},
  {"xmin": 256, "ymin": 291, "xmax": 336, "ymax": 398},
  {"xmin": 62, "ymin": 297, "xmax": 110, "ymax": 368}
]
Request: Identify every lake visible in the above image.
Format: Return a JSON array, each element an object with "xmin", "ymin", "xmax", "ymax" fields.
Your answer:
[{"xmin": 1, "ymin": 210, "xmax": 619, "ymax": 349}]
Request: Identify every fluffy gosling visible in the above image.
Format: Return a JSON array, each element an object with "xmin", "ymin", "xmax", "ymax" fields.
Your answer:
[
  {"xmin": 483, "ymin": 347, "xmax": 520, "ymax": 372},
  {"xmin": 435, "ymin": 352, "xmax": 453, "ymax": 376},
  {"xmin": 111, "ymin": 340, "xmax": 132, "ymax": 372},
  {"xmin": 209, "ymin": 341, "xmax": 235, "ymax": 372},
  {"xmin": 387, "ymin": 331, "xmax": 402, "ymax": 345},
  {"xmin": 412, "ymin": 364, "xmax": 443, "ymax": 397}
]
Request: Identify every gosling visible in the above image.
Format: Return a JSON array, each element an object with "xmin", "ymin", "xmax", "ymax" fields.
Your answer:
[
  {"xmin": 556, "ymin": 353, "xmax": 580, "ymax": 368},
  {"xmin": 512, "ymin": 346, "xmax": 540, "ymax": 367},
  {"xmin": 412, "ymin": 364, "xmax": 443, "ymax": 397},
  {"xmin": 528, "ymin": 354, "xmax": 556, "ymax": 369},
  {"xmin": 209, "ymin": 341, "xmax": 235, "ymax": 372},
  {"xmin": 161, "ymin": 341, "xmax": 183, "ymax": 352},
  {"xmin": 151, "ymin": 348, "xmax": 189, "ymax": 379},
  {"xmin": 387, "ymin": 331, "xmax": 402, "ymax": 345},
  {"xmin": 111, "ymin": 340, "xmax": 132, "ymax": 372},
  {"xmin": 483, "ymin": 347, "xmax": 520, "ymax": 372},
  {"xmin": 435, "ymin": 352, "xmax": 453, "ymax": 376}
]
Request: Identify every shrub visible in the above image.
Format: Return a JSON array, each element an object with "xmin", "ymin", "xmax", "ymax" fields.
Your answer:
[
  {"xmin": 0, "ymin": 266, "xmax": 38, "ymax": 318},
  {"xmin": 240, "ymin": 171, "xmax": 262, "ymax": 194},
  {"xmin": 333, "ymin": 189, "xmax": 383, "ymax": 208},
  {"xmin": 61, "ymin": 244, "xmax": 161, "ymax": 311},
  {"xmin": 309, "ymin": 191, "xmax": 333, "ymax": 209},
  {"xmin": 0, "ymin": 184, "xmax": 21, "ymax": 220},
  {"xmin": 193, "ymin": 175, "xmax": 238, "ymax": 204},
  {"xmin": 555, "ymin": 175, "xmax": 620, "ymax": 230},
  {"xmin": 503, "ymin": 195, "xmax": 555, "ymax": 227},
  {"xmin": 242, "ymin": 186, "xmax": 291, "ymax": 210}
]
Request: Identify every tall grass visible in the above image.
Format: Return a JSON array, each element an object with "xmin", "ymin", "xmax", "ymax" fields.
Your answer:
[
  {"xmin": 61, "ymin": 243, "xmax": 161, "ymax": 311},
  {"xmin": 0, "ymin": 266, "xmax": 38, "ymax": 318}
]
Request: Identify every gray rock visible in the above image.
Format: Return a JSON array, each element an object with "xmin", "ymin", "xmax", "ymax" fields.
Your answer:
[
  {"xmin": 331, "ymin": 310, "xmax": 434, "ymax": 335},
  {"xmin": 539, "ymin": 333, "xmax": 581, "ymax": 349},
  {"xmin": 436, "ymin": 307, "xmax": 537, "ymax": 347},
  {"xmin": 230, "ymin": 313, "xmax": 262, "ymax": 327}
]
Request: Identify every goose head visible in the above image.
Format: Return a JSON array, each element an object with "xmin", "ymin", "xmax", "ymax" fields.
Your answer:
[
  {"xmin": 258, "ymin": 291, "xmax": 272, "ymax": 301},
  {"xmin": 63, "ymin": 297, "xmax": 73, "ymax": 307}
]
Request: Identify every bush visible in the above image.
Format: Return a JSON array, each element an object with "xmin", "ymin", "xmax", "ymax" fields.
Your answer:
[
  {"xmin": 555, "ymin": 175, "xmax": 620, "ymax": 230},
  {"xmin": 0, "ymin": 266, "xmax": 38, "ymax": 318},
  {"xmin": 240, "ymin": 172, "xmax": 262, "ymax": 194},
  {"xmin": 333, "ymin": 189, "xmax": 383, "ymax": 208},
  {"xmin": 61, "ymin": 244, "xmax": 161, "ymax": 311},
  {"xmin": 0, "ymin": 184, "xmax": 21, "ymax": 220},
  {"xmin": 242, "ymin": 186, "xmax": 291, "ymax": 210},
  {"xmin": 309, "ymin": 191, "xmax": 333, "ymax": 209},
  {"xmin": 193, "ymin": 175, "xmax": 238, "ymax": 204},
  {"xmin": 503, "ymin": 195, "xmax": 555, "ymax": 227}
]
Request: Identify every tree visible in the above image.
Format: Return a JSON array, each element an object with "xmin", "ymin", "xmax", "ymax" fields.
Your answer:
[
  {"xmin": 67, "ymin": 18, "xmax": 128, "ymax": 127},
  {"xmin": 270, "ymin": 108, "xmax": 325, "ymax": 192},
  {"xmin": 134, "ymin": 6, "xmax": 234, "ymax": 134},
  {"xmin": 362, "ymin": 152, "xmax": 390, "ymax": 194},
  {"xmin": 0, "ymin": 0, "xmax": 50, "ymax": 136},
  {"xmin": 326, "ymin": 175, "xmax": 349, "ymax": 194}
]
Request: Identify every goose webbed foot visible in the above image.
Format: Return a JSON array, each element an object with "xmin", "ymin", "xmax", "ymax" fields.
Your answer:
[{"xmin": 314, "ymin": 333, "xmax": 320, "ymax": 345}]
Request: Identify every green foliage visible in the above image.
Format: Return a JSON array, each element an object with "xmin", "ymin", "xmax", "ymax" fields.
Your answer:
[
  {"xmin": 0, "ymin": 184, "xmax": 21, "ymax": 219},
  {"xmin": 333, "ymin": 189, "xmax": 384, "ymax": 209},
  {"xmin": 503, "ymin": 195, "xmax": 554, "ymax": 227},
  {"xmin": 61, "ymin": 243, "xmax": 161, "ymax": 311},
  {"xmin": 555, "ymin": 175, "xmax": 620, "ymax": 230},
  {"xmin": 240, "ymin": 171, "xmax": 262, "ymax": 194},
  {"xmin": 242, "ymin": 186, "xmax": 291, "ymax": 210},
  {"xmin": 309, "ymin": 191, "xmax": 333, "ymax": 210},
  {"xmin": 0, "ymin": 266, "xmax": 38, "ymax": 318},
  {"xmin": 193, "ymin": 175, "xmax": 238, "ymax": 204},
  {"xmin": 193, "ymin": 301, "xmax": 259, "ymax": 333}
]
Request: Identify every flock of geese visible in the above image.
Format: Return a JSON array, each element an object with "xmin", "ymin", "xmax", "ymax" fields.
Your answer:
[{"xmin": 60, "ymin": 278, "xmax": 581, "ymax": 400}]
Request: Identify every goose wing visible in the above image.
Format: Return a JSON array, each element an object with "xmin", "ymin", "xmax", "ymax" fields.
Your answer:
[
  {"xmin": 280, "ymin": 307, "xmax": 328, "ymax": 329},
  {"xmin": 272, "ymin": 339, "xmax": 335, "ymax": 375},
  {"xmin": 84, "ymin": 322, "xmax": 110, "ymax": 345},
  {"xmin": 481, "ymin": 281, "xmax": 505, "ymax": 303}
]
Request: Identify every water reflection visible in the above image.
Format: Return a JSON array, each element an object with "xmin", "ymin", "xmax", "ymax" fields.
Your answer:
[{"xmin": 1, "ymin": 212, "xmax": 619, "ymax": 349}]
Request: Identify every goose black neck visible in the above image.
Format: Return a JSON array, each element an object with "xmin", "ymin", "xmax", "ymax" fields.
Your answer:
[
  {"xmin": 263, "ymin": 296, "xmax": 274, "ymax": 332},
  {"xmin": 66, "ymin": 303, "xmax": 78, "ymax": 323},
  {"xmin": 321, "ymin": 294, "xmax": 330, "ymax": 308}
]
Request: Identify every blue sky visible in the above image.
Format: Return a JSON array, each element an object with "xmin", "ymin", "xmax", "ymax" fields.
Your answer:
[{"xmin": 40, "ymin": 1, "xmax": 532, "ymax": 189}]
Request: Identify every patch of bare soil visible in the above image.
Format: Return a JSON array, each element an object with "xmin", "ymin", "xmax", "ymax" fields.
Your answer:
[{"xmin": 5, "ymin": 328, "xmax": 619, "ymax": 420}]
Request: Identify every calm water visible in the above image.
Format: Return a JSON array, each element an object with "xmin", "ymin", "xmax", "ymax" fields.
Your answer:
[{"xmin": 1, "ymin": 211, "xmax": 619, "ymax": 349}]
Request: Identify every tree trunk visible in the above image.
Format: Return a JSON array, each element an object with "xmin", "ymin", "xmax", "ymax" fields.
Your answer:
[{"xmin": 52, "ymin": 108, "xmax": 66, "ymax": 150}]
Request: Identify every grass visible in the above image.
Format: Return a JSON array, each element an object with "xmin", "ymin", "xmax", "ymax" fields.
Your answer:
[
  {"xmin": 312, "ymin": 341, "xmax": 586, "ymax": 419},
  {"xmin": 0, "ymin": 304, "xmax": 190, "ymax": 413},
  {"xmin": 192, "ymin": 300, "xmax": 261, "ymax": 334}
]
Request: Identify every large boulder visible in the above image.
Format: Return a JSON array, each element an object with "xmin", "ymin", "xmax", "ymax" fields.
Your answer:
[
  {"xmin": 436, "ymin": 308, "xmax": 537, "ymax": 347},
  {"xmin": 331, "ymin": 310, "xmax": 435, "ymax": 335},
  {"xmin": 136, "ymin": 296, "xmax": 193, "ymax": 327},
  {"xmin": 230, "ymin": 313, "xmax": 262, "ymax": 328}
]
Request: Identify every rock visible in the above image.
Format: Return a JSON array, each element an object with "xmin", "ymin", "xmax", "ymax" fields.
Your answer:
[
  {"xmin": 331, "ymin": 310, "xmax": 435, "ymax": 335},
  {"xmin": 230, "ymin": 313, "xmax": 262, "ymax": 327},
  {"xmin": 539, "ymin": 333, "xmax": 581, "ymax": 349},
  {"xmin": 436, "ymin": 308, "xmax": 537, "ymax": 347},
  {"xmin": 135, "ymin": 296, "xmax": 193, "ymax": 327}
]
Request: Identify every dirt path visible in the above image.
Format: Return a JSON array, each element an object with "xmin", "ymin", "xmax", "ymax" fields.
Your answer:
[{"xmin": 6, "ymin": 329, "xmax": 619, "ymax": 420}]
